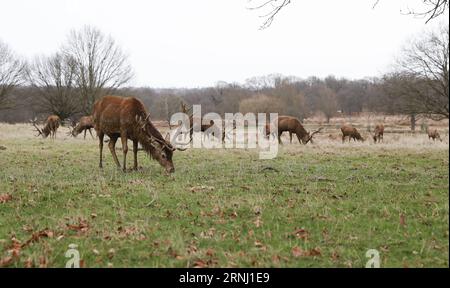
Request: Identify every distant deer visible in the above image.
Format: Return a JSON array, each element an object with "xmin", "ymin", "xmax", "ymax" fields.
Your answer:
[
  {"xmin": 31, "ymin": 115, "xmax": 61, "ymax": 139},
  {"xmin": 265, "ymin": 115, "xmax": 322, "ymax": 144},
  {"xmin": 373, "ymin": 124, "xmax": 384, "ymax": 143},
  {"xmin": 427, "ymin": 128, "xmax": 442, "ymax": 142},
  {"xmin": 92, "ymin": 96, "xmax": 186, "ymax": 173},
  {"xmin": 180, "ymin": 103, "xmax": 233, "ymax": 142},
  {"xmin": 341, "ymin": 125, "xmax": 364, "ymax": 143},
  {"xmin": 69, "ymin": 116, "xmax": 95, "ymax": 139}
]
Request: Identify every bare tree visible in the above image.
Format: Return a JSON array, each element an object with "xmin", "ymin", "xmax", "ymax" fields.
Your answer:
[
  {"xmin": 315, "ymin": 85, "xmax": 337, "ymax": 123},
  {"xmin": 239, "ymin": 94, "xmax": 282, "ymax": 115},
  {"xmin": 382, "ymin": 73, "xmax": 427, "ymax": 130},
  {"xmin": 63, "ymin": 26, "xmax": 134, "ymax": 114},
  {"xmin": 388, "ymin": 24, "xmax": 449, "ymax": 121},
  {"xmin": 27, "ymin": 53, "xmax": 80, "ymax": 119},
  {"xmin": 0, "ymin": 40, "xmax": 26, "ymax": 110}
]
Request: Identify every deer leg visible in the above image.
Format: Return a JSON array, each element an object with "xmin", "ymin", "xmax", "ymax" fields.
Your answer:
[
  {"xmin": 222, "ymin": 130, "xmax": 226, "ymax": 143},
  {"xmin": 278, "ymin": 132, "xmax": 283, "ymax": 145},
  {"xmin": 89, "ymin": 129, "xmax": 95, "ymax": 139},
  {"xmin": 84, "ymin": 129, "xmax": 87, "ymax": 139},
  {"xmin": 342, "ymin": 135, "xmax": 345, "ymax": 143},
  {"xmin": 120, "ymin": 134, "xmax": 128, "ymax": 172},
  {"xmin": 296, "ymin": 133, "xmax": 302, "ymax": 144},
  {"xmin": 98, "ymin": 133, "xmax": 104, "ymax": 168},
  {"xmin": 133, "ymin": 140, "xmax": 138, "ymax": 170},
  {"xmin": 108, "ymin": 136, "xmax": 121, "ymax": 169},
  {"xmin": 289, "ymin": 132, "xmax": 293, "ymax": 143}
]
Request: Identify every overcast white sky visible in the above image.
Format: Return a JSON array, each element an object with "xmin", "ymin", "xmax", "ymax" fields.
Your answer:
[{"xmin": 0, "ymin": 0, "xmax": 448, "ymax": 88}]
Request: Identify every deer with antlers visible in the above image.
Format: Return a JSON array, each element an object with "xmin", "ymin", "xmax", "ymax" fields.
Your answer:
[
  {"xmin": 265, "ymin": 115, "xmax": 322, "ymax": 144},
  {"xmin": 179, "ymin": 102, "xmax": 234, "ymax": 143},
  {"xmin": 92, "ymin": 96, "xmax": 186, "ymax": 174},
  {"xmin": 68, "ymin": 116, "xmax": 95, "ymax": 139},
  {"xmin": 30, "ymin": 115, "xmax": 61, "ymax": 139}
]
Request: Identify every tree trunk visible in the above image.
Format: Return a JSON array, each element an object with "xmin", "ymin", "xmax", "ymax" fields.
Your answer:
[{"xmin": 410, "ymin": 114, "xmax": 416, "ymax": 131}]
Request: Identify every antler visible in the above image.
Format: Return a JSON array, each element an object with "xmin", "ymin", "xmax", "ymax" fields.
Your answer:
[
  {"xmin": 304, "ymin": 127, "xmax": 323, "ymax": 144},
  {"xmin": 30, "ymin": 118, "xmax": 43, "ymax": 137},
  {"xmin": 66, "ymin": 119, "xmax": 76, "ymax": 136},
  {"xmin": 135, "ymin": 115, "xmax": 187, "ymax": 152}
]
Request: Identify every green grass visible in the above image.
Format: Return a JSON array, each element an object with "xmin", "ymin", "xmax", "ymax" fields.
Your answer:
[{"xmin": 0, "ymin": 138, "xmax": 448, "ymax": 267}]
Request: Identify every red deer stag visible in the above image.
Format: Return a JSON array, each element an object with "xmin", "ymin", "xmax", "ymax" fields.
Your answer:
[
  {"xmin": 427, "ymin": 128, "xmax": 442, "ymax": 142},
  {"xmin": 69, "ymin": 116, "xmax": 95, "ymax": 139},
  {"xmin": 31, "ymin": 115, "xmax": 61, "ymax": 139},
  {"xmin": 180, "ymin": 103, "xmax": 233, "ymax": 142},
  {"xmin": 92, "ymin": 96, "xmax": 185, "ymax": 174},
  {"xmin": 265, "ymin": 115, "xmax": 322, "ymax": 144},
  {"xmin": 340, "ymin": 125, "xmax": 364, "ymax": 143},
  {"xmin": 373, "ymin": 124, "xmax": 384, "ymax": 143}
]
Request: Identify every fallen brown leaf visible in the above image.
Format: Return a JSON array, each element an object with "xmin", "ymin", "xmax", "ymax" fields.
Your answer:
[
  {"xmin": 400, "ymin": 213, "xmax": 406, "ymax": 226},
  {"xmin": 0, "ymin": 256, "xmax": 14, "ymax": 267},
  {"xmin": 39, "ymin": 256, "xmax": 48, "ymax": 268},
  {"xmin": 294, "ymin": 228, "xmax": 309, "ymax": 240},
  {"xmin": 66, "ymin": 218, "xmax": 89, "ymax": 233},
  {"xmin": 0, "ymin": 193, "xmax": 12, "ymax": 204},
  {"xmin": 254, "ymin": 217, "xmax": 263, "ymax": 228},
  {"xmin": 193, "ymin": 259, "xmax": 207, "ymax": 268},
  {"xmin": 24, "ymin": 257, "xmax": 33, "ymax": 268},
  {"xmin": 292, "ymin": 246, "xmax": 321, "ymax": 257}
]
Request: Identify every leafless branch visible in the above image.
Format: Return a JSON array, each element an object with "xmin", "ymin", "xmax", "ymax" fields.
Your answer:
[
  {"xmin": 63, "ymin": 26, "xmax": 134, "ymax": 114},
  {"xmin": 400, "ymin": 0, "xmax": 449, "ymax": 23},
  {"xmin": 248, "ymin": 0, "xmax": 291, "ymax": 29},
  {"xmin": 0, "ymin": 40, "xmax": 26, "ymax": 110}
]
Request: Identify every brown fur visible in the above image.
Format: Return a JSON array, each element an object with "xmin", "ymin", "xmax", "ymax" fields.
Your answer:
[
  {"xmin": 265, "ymin": 115, "xmax": 322, "ymax": 144},
  {"xmin": 341, "ymin": 125, "xmax": 364, "ymax": 142},
  {"xmin": 93, "ymin": 95, "xmax": 177, "ymax": 173},
  {"xmin": 373, "ymin": 124, "xmax": 384, "ymax": 143},
  {"xmin": 31, "ymin": 115, "xmax": 61, "ymax": 139},
  {"xmin": 427, "ymin": 128, "xmax": 442, "ymax": 142},
  {"xmin": 70, "ymin": 116, "xmax": 95, "ymax": 139},
  {"xmin": 180, "ymin": 103, "xmax": 231, "ymax": 142},
  {"xmin": 265, "ymin": 116, "xmax": 318, "ymax": 144}
]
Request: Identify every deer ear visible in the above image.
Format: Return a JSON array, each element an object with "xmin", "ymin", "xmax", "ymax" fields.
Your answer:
[{"xmin": 165, "ymin": 132, "xmax": 171, "ymax": 143}]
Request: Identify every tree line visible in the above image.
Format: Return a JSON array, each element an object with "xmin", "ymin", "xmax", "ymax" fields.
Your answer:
[{"xmin": 0, "ymin": 24, "xmax": 448, "ymax": 131}]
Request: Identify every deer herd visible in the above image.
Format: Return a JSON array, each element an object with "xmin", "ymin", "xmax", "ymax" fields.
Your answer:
[{"xmin": 29, "ymin": 96, "xmax": 444, "ymax": 173}]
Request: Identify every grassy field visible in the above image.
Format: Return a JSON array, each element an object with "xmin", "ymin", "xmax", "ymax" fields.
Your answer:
[{"xmin": 0, "ymin": 123, "xmax": 448, "ymax": 268}]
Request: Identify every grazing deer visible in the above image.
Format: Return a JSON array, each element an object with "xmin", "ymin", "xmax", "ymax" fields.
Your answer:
[
  {"xmin": 31, "ymin": 115, "xmax": 61, "ymax": 139},
  {"xmin": 427, "ymin": 128, "xmax": 442, "ymax": 142},
  {"xmin": 180, "ymin": 103, "xmax": 233, "ymax": 142},
  {"xmin": 92, "ymin": 96, "xmax": 186, "ymax": 174},
  {"xmin": 265, "ymin": 115, "xmax": 322, "ymax": 144},
  {"xmin": 341, "ymin": 125, "xmax": 364, "ymax": 143},
  {"xmin": 68, "ymin": 116, "xmax": 95, "ymax": 139},
  {"xmin": 373, "ymin": 124, "xmax": 384, "ymax": 143}
]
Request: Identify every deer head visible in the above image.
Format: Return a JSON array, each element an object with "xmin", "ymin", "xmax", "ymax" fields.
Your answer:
[
  {"xmin": 66, "ymin": 119, "xmax": 77, "ymax": 136},
  {"xmin": 303, "ymin": 127, "xmax": 323, "ymax": 144},
  {"xmin": 135, "ymin": 115, "xmax": 186, "ymax": 174}
]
